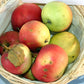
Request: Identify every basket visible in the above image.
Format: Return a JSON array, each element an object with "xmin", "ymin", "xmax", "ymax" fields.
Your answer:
[{"xmin": 0, "ymin": 0, "xmax": 84, "ymax": 84}]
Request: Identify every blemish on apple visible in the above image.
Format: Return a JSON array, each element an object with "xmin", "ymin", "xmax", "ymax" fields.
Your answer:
[
  {"xmin": 43, "ymin": 74, "xmax": 47, "ymax": 79},
  {"xmin": 55, "ymin": 75, "xmax": 60, "ymax": 79},
  {"xmin": 24, "ymin": 38, "xmax": 26, "ymax": 40},
  {"xmin": 5, "ymin": 56, "xmax": 7, "ymax": 59},
  {"xmin": 27, "ymin": 42, "xmax": 34, "ymax": 45},
  {"xmin": 29, "ymin": 29, "xmax": 33, "ymax": 32},
  {"xmin": 72, "ymin": 56, "xmax": 75, "ymax": 58},
  {"xmin": 47, "ymin": 19, "xmax": 51, "ymax": 24},
  {"xmin": 44, "ymin": 19, "xmax": 51, "ymax": 24},
  {"xmin": 49, "ymin": 61, "xmax": 53, "ymax": 64},
  {"xmin": 44, "ymin": 68, "xmax": 48, "ymax": 72},
  {"xmin": 27, "ymin": 43, "xmax": 31, "ymax": 45}
]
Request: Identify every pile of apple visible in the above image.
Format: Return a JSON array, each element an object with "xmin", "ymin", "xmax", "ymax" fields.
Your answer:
[{"xmin": 0, "ymin": 1, "xmax": 80, "ymax": 82}]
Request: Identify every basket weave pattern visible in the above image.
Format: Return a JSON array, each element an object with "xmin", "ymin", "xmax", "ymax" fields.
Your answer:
[{"xmin": 0, "ymin": 0, "xmax": 84, "ymax": 84}]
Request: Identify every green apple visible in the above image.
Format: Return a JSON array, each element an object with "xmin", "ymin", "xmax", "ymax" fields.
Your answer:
[
  {"xmin": 23, "ymin": 57, "xmax": 36, "ymax": 80},
  {"xmin": 24, "ymin": 69, "xmax": 36, "ymax": 80},
  {"xmin": 49, "ymin": 32, "xmax": 80, "ymax": 64},
  {"xmin": 41, "ymin": 1, "xmax": 73, "ymax": 32}
]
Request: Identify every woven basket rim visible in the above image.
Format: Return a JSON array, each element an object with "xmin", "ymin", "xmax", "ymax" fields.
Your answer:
[{"xmin": 0, "ymin": 0, "xmax": 9, "ymax": 7}]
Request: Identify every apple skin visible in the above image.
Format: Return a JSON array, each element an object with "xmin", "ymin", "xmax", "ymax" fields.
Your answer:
[
  {"xmin": 49, "ymin": 32, "xmax": 80, "ymax": 64},
  {"xmin": 31, "ymin": 44, "xmax": 68, "ymax": 82},
  {"xmin": 41, "ymin": 1, "xmax": 72, "ymax": 32},
  {"xmin": 19, "ymin": 20, "xmax": 50, "ymax": 51},
  {"xmin": 1, "ymin": 43, "xmax": 32, "ymax": 75},
  {"xmin": 0, "ymin": 31, "xmax": 19, "ymax": 54},
  {"xmin": 11, "ymin": 3, "xmax": 42, "ymax": 31}
]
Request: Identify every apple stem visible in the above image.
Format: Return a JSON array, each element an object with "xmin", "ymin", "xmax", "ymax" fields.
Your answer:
[
  {"xmin": 2, "ymin": 44, "xmax": 11, "ymax": 51},
  {"xmin": 44, "ymin": 40, "xmax": 48, "ymax": 43}
]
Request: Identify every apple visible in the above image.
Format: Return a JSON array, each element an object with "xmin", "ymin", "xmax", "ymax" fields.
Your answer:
[
  {"xmin": 41, "ymin": 1, "xmax": 72, "ymax": 32},
  {"xmin": 19, "ymin": 20, "xmax": 50, "ymax": 51},
  {"xmin": 24, "ymin": 69, "xmax": 36, "ymax": 80},
  {"xmin": 0, "ymin": 31, "xmax": 19, "ymax": 54},
  {"xmin": 49, "ymin": 32, "xmax": 80, "ymax": 64},
  {"xmin": 11, "ymin": 3, "xmax": 42, "ymax": 31},
  {"xmin": 1, "ymin": 43, "xmax": 32, "ymax": 75},
  {"xmin": 23, "ymin": 56, "xmax": 36, "ymax": 80},
  {"xmin": 31, "ymin": 44, "xmax": 68, "ymax": 82}
]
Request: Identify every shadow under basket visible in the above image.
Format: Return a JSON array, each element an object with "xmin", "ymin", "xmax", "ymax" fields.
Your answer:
[{"xmin": 0, "ymin": 0, "xmax": 84, "ymax": 84}]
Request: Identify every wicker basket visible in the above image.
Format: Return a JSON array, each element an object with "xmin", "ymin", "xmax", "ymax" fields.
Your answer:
[{"xmin": 0, "ymin": 0, "xmax": 84, "ymax": 84}]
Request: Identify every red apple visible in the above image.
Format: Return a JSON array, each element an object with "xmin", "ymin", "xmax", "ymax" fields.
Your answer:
[
  {"xmin": 11, "ymin": 3, "xmax": 42, "ymax": 31},
  {"xmin": 31, "ymin": 44, "xmax": 68, "ymax": 82},
  {"xmin": 19, "ymin": 20, "xmax": 50, "ymax": 51},
  {"xmin": 0, "ymin": 31, "xmax": 19, "ymax": 54},
  {"xmin": 1, "ymin": 43, "xmax": 32, "ymax": 75}
]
